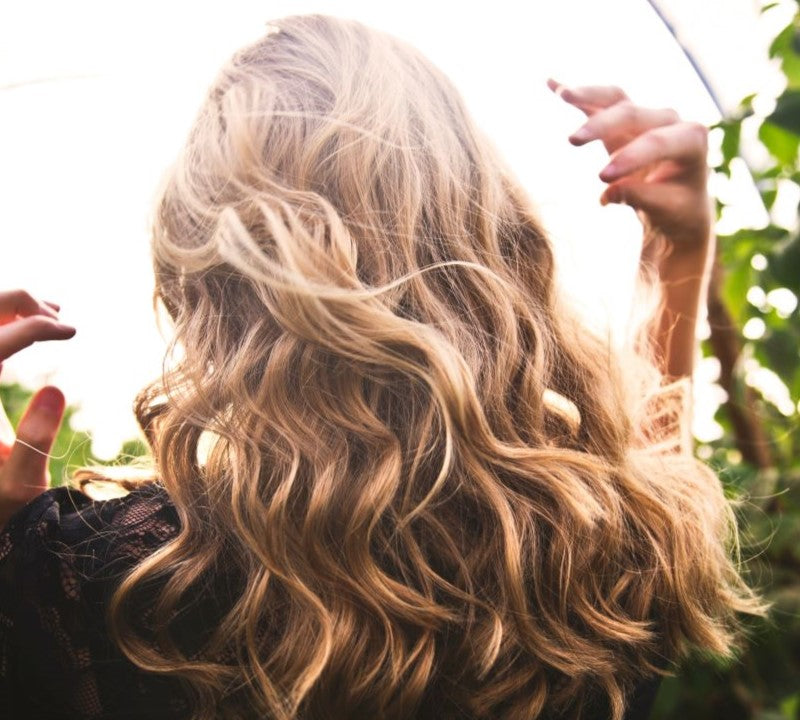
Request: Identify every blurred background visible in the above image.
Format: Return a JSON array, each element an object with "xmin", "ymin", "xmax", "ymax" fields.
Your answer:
[{"xmin": 2, "ymin": 1, "xmax": 799, "ymax": 717}]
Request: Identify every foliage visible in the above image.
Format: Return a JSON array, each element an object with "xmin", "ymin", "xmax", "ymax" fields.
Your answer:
[{"xmin": 651, "ymin": 4, "xmax": 800, "ymax": 719}]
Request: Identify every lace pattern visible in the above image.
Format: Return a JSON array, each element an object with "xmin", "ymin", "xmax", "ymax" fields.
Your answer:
[{"xmin": 0, "ymin": 484, "xmax": 185, "ymax": 719}]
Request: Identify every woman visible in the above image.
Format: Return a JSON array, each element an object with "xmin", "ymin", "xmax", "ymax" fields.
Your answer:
[{"xmin": 0, "ymin": 15, "xmax": 760, "ymax": 720}]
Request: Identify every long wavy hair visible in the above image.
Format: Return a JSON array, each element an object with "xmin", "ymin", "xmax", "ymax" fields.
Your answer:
[{"xmin": 105, "ymin": 14, "xmax": 761, "ymax": 720}]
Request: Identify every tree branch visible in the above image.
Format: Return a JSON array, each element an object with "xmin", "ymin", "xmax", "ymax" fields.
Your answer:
[{"xmin": 706, "ymin": 259, "xmax": 773, "ymax": 469}]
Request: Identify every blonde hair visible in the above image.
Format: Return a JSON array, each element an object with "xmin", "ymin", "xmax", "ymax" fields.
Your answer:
[{"xmin": 106, "ymin": 15, "xmax": 760, "ymax": 719}]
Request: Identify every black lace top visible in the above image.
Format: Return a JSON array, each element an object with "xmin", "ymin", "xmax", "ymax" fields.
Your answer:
[
  {"xmin": 0, "ymin": 485, "xmax": 185, "ymax": 719},
  {"xmin": 0, "ymin": 486, "xmax": 662, "ymax": 720}
]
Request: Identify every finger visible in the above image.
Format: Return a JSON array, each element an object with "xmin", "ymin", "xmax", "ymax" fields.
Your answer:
[
  {"xmin": 598, "ymin": 122, "xmax": 708, "ymax": 183},
  {"xmin": 0, "ymin": 289, "xmax": 60, "ymax": 324},
  {"xmin": 0, "ymin": 316, "xmax": 76, "ymax": 363},
  {"xmin": 600, "ymin": 179, "xmax": 696, "ymax": 215},
  {"xmin": 548, "ymin": 79, "xmax": 629, "ymax": 115},
  {"xmin": 569, "ymin": 103, "xmax": 680, "ymax": 146},
  {"xmin": 44, "ymin": 301, "xmax": 61, "ymax": 313},
  {"xmin": 0, "ymin": 386, "xmax": 65, "ymax": 511}
]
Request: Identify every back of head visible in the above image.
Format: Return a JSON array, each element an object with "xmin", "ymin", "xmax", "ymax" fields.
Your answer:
[{"xmin": 110, "ymin": 15, "xmax": 759, "ymax": 720}]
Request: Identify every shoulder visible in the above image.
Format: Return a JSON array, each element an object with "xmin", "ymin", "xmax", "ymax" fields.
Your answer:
[
  {"xmin": 0, "ymin": 483, "xmax": 179, "ymax": 574},
  {"xmin": 0, "ymin": 484, "xmax": 183, "ymax": 717},
  {"xmin": 0, "ymin": 482, "xmax": 180, "ymax": 615}
]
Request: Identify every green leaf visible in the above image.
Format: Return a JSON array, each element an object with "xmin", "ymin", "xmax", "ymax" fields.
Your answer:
[
  {"xmin": 769, "ymin": 234, "xmax": 800, "ymax": 292},
  {"xmin": 757, "ymin": 165, "xmax": 784, "ymax": 180},
  {"xmin": 739, "ymin": 92, "xmax": 758, "ymax": 113},
  {"xmin": 761, "ymin": 327, "xmax": 800, "ymax": 380},
  {"xmin": 790, "ymin": 365, "xmax": 800, "ymax": 401},
  {"xmin": 719, "ymin": 118, "xmax": 742, "ymax": 174},
  {"xmin": 767, "ymin": 90, "xmax": 800, "ymax": 135},
  {"xmin": 721, "ymin": 255, "xmax": 753, "ymax": 322},
  {"xmin": 769, "ymin": 20, "xmax": 800, "ymax": 87},
  {"xmin": 760, "ymin": 121, "xmax": 800, "ymax": 166},
  {"xmin": 762, "ymin": 188, "xmax": 779, "ymax": 209}
]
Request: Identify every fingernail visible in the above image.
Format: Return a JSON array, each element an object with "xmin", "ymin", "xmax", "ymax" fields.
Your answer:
[
  {"xmin": 569, "ymin": 127, "xmax": 592, "ymax": 144},
  {"xmin": 32, "ymin": 387, "xmax": 65, "ymax": 416},
  {"xmin": 599, "ymin": 162, "xmax": 620, "ymax": 181},
  {"xmin": 56, "ymin": 323, "xmax": 77, "ymax": 336},
  {"xmin": 548, "ymin": 78, "xmax": 567, "ymax": 97}
]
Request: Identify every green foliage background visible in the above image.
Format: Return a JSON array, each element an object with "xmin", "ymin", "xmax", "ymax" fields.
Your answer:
[
  {"xmin": 1, "ymin": 4, "xmax": 799, "ymax": 718},
  {"xmin": 651, "ymin": 3, "xmax": 800, "ymax": 718}
]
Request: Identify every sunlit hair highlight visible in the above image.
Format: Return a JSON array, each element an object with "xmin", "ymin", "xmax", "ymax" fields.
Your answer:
[{"xmin": 106, "ymin": 15, "xmax": 761, "ymax": 720}]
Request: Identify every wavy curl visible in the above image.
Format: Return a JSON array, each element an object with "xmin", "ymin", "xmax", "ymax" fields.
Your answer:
[{"xmin": 105, "ymin": 15, "xmax": 762, "ymax": 719}]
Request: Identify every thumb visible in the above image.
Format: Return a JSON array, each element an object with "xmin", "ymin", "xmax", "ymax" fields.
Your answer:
[{"xmin": 0, "ymin": 386, "xmax": 65, "ymax": 516}]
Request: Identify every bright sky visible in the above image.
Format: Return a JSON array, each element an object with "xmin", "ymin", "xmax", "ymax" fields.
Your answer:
[{"xmin": 0, "ymin": 0, "xmax": 792, "ymax": 457}]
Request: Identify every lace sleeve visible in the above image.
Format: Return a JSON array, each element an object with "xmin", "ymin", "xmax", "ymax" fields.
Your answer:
[
  {"xmin": 0, "ymin": 485, "xmax": 184, "ymax": 720},
  {"xmin": 638, "ymin": 376, "xmax": 693, "ymax": 456}
]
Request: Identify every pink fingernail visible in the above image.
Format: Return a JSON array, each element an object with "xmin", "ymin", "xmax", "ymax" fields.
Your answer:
[
  {"xmin": 570, "ymin": 127, "xmax": 592, "ymax": 144},
  {"xmin": 599, "ymin": 163, "xmax": 620, "ymax": 181},
  {"xmin": 32, "ymin": 387, "xmax": 65, "ymax": 416}
]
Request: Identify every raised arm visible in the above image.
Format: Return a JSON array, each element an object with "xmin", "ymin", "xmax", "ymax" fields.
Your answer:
[
  {"xmin": 644, "ymin": 229, "xmax": 713, "ymax": 380},
  {"xmin": 548, "ymin": 80, "xmax": 714, "ymax": 381}
]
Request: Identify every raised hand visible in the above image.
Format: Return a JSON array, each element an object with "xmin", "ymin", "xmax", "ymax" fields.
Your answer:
[
  {"xmin": 0, "ymin": 290, "xmax": 75, "ymax": 369},
  {"xmin": 0, "ymin": 290, "xmax": 75, "ymax": 528},
  {"xmin": 547, "ymin": 81, "xmax": 715, "ymax": 381},
  {"xmin": 547, "ymin": 79, "xmax": 712, "ymax": 257}
]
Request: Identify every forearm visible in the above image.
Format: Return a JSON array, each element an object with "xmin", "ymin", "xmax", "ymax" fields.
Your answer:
[{"xmin": 647, "ymin": 233, "xmax": 714, "ymax": 381}]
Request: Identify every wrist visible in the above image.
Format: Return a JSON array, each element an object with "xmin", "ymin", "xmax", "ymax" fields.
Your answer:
[
  {"xmin": 639, "ymin": 221, "xmax": 713, "ymax": 281},
  {"xmin": 645, "ymin": 192, "xmax": 715, "ymax": 277},
  {"xmin": 655, "ymin": 233, "xmax": 713, "ymax": 285}
]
